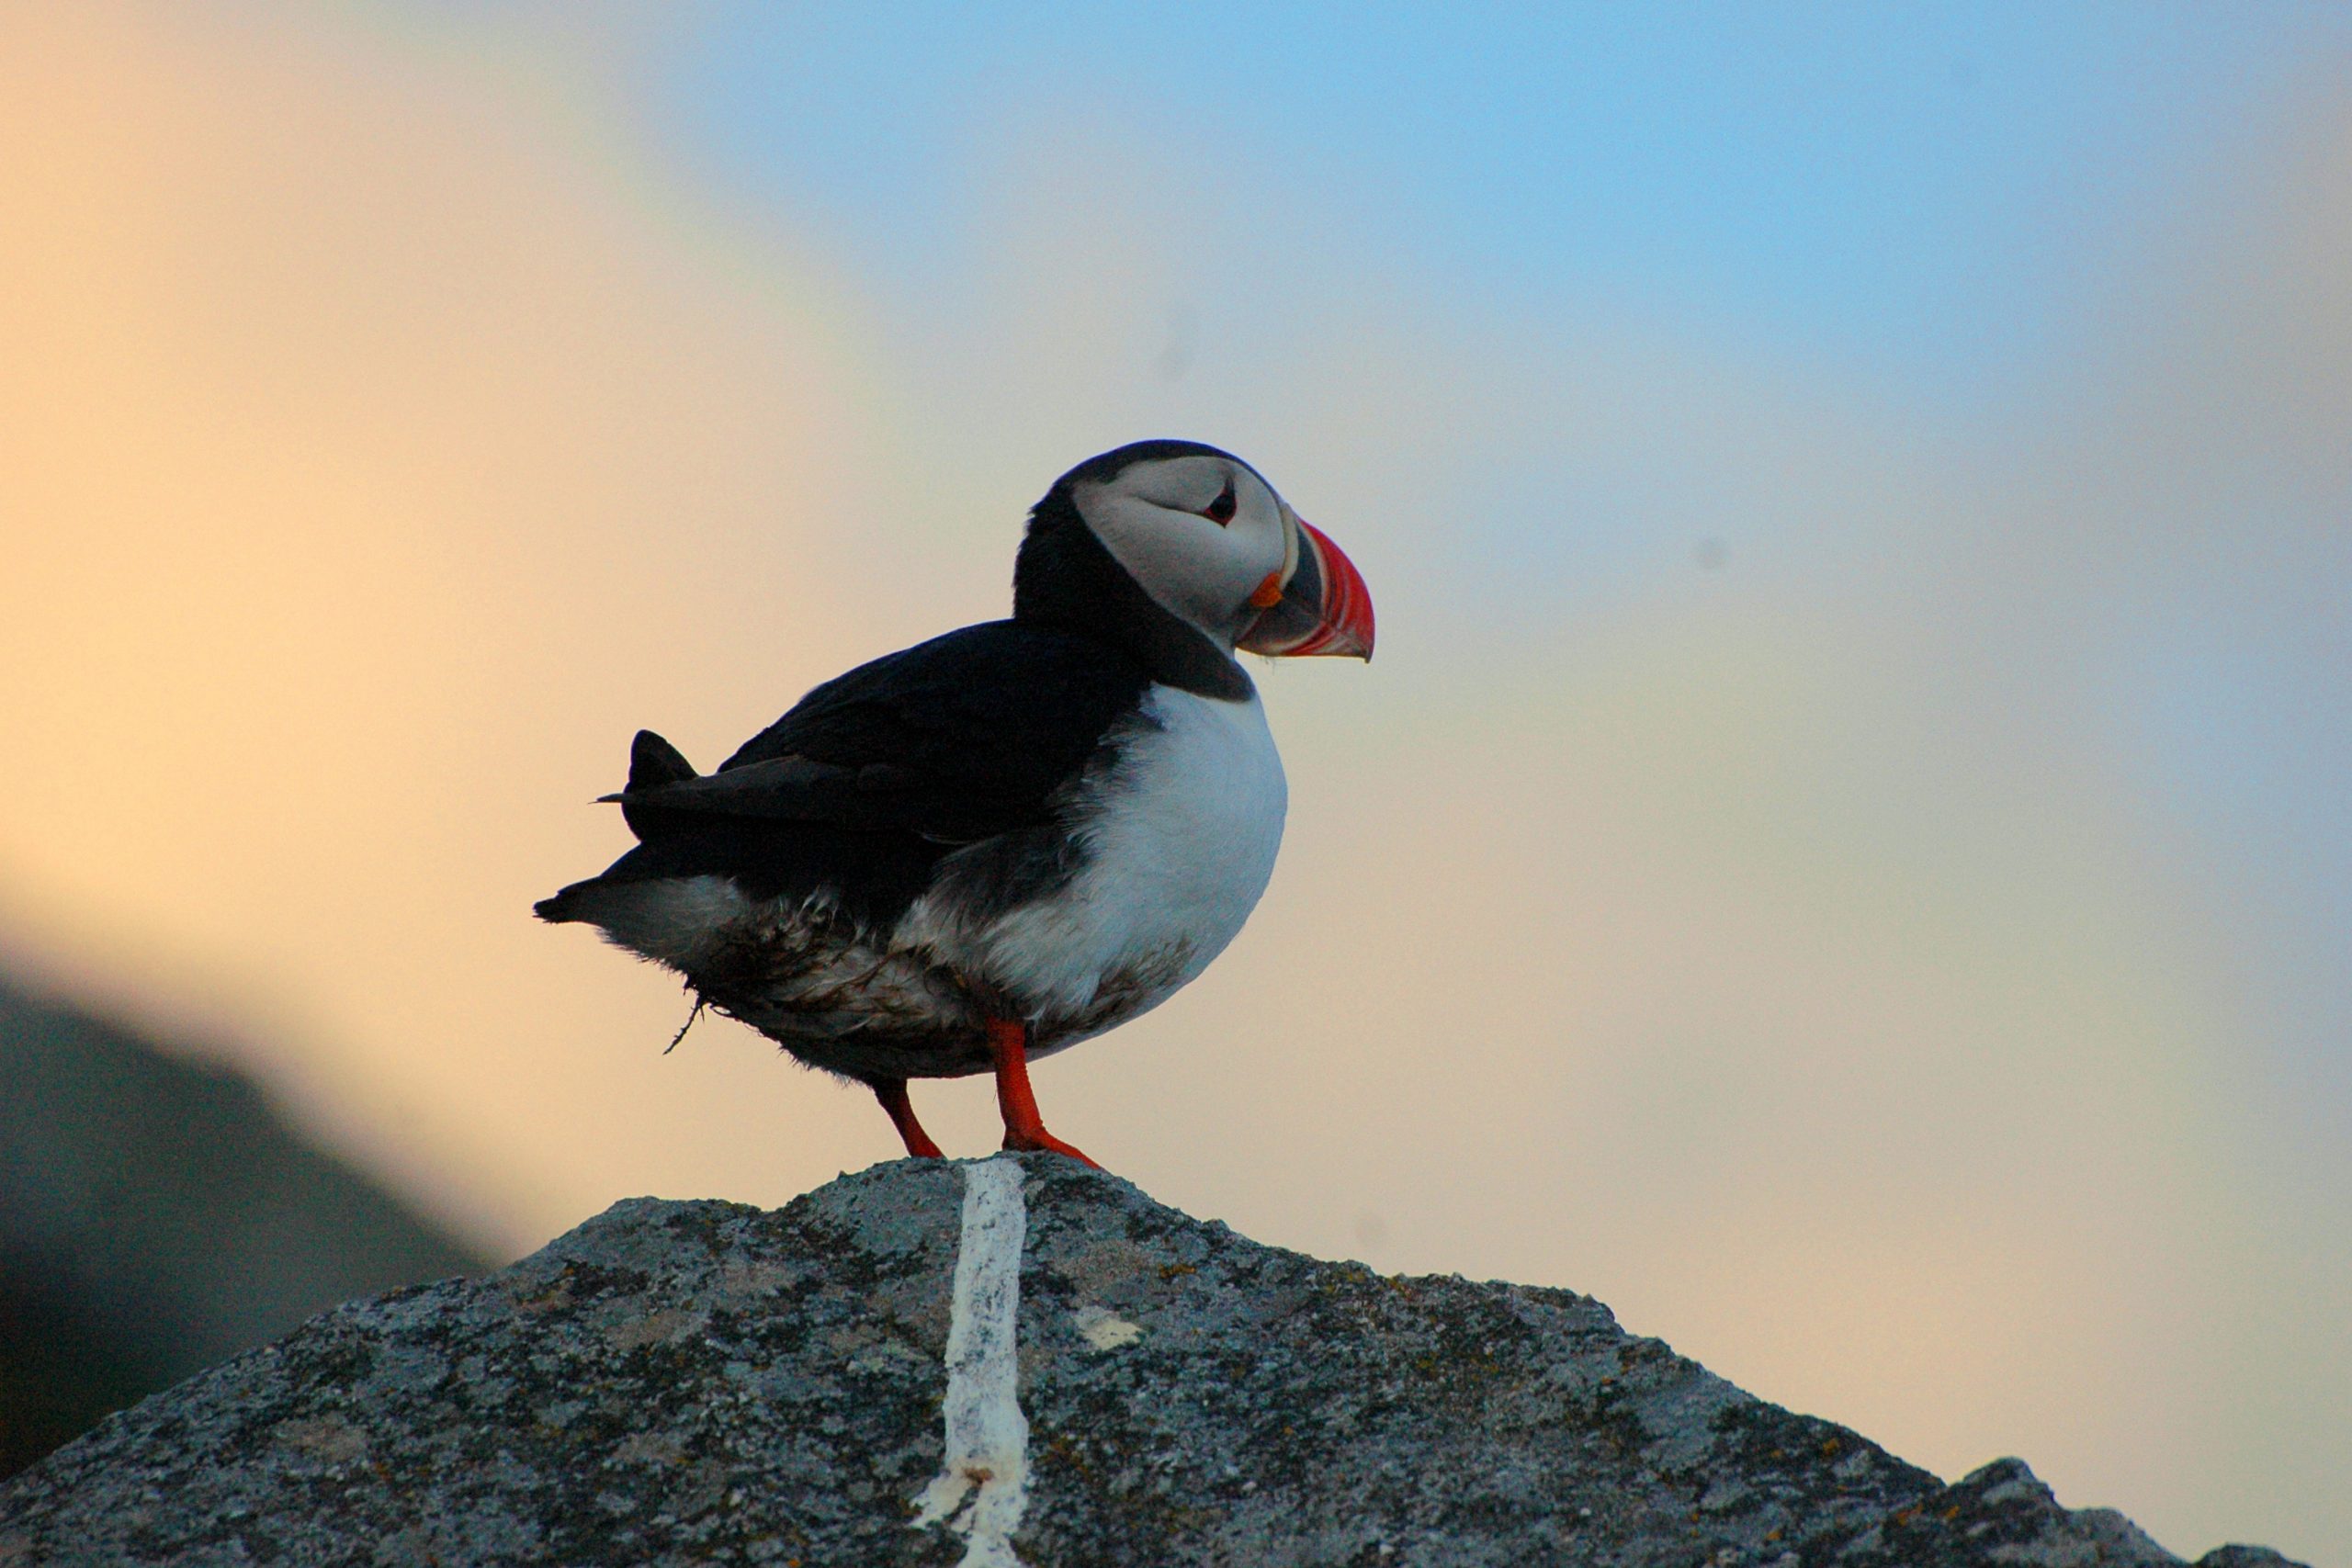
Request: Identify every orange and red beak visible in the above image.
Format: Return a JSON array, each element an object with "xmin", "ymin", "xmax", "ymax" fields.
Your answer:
[{"xmin": 1238, "ymin": 516, "xmax": 1375, "ymax": 660}]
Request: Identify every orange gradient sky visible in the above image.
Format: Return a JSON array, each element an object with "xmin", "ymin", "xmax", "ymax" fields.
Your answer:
[{"xmin": 3, "ymin": 6, "xmax": 2347, "ymax": 1561}]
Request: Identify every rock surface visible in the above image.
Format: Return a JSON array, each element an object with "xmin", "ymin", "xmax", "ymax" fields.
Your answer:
[{"xmin": 0, "ymin": 1156, "xmax": 2307, "ymax": 1567}]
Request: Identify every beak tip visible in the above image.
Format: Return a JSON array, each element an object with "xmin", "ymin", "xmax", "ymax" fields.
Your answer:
[{"xmin": 1296, "ymin": 518, "xmax": 1376, "ymax": 662}]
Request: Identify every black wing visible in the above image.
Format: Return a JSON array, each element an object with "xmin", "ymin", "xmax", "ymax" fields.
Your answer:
[{"xmin": 538, "ymin": 621, "xmax": 1150, "ymax": 928}]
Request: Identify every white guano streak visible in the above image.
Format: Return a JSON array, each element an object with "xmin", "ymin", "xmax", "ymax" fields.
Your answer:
[{"xmin": 911, "ymin": 1157, "xmax": 1031, "ymax": 1566}]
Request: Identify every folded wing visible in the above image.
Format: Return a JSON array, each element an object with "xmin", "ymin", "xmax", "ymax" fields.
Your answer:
[{"xmin": 536, "ymin": 621, "xmax": 1151, "ymax": 931}]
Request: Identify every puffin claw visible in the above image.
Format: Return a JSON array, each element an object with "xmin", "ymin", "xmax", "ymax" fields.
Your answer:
[
  {"xmin": 986, "ymin": 1016, "xmax": 1102, "ymax": 1169},
  {"xmin": 1002, "ymin": 1124, "xmax": 1099, "ymax": 1168}
]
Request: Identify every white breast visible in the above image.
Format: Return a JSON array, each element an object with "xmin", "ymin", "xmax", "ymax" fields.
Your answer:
[{"xmin": 942, "ymin": 682, "xmax": 1287, "ymax": 1045}]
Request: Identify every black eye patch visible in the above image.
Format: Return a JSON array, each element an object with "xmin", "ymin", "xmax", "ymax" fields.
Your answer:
[{"xmin": 1203, "ymin": 479, "xmax": 1238, "ymax": 525}]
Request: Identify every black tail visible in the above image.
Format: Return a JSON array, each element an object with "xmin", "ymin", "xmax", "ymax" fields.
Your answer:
[
  {"xmin": 628, "ymin": 729, "xmax": 695, "ymax": 791},
  {"xmin": 537, "ymin": 730, "xmax": 703, "ymax": 923},
  {"xmin": 591, "ymin": 729, "xmax": 699, "ymax": 842}
]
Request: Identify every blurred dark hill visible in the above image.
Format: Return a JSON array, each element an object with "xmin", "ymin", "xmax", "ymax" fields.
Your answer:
[{"xmin": 0, "ymin": 970, "xmax": 490, "ymax": 1476}]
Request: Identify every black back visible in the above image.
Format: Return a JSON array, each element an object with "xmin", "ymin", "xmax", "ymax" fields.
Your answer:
[{"xmin": 562, "ymin": 622, "xmax": 1153, "ymax": 929}]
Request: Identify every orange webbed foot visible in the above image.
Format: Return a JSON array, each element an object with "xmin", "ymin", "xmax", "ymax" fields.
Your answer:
[
  {"xmin": 1001, "ymin": 1123, "xmax": 1099, "ymax": 1168},
  {"xmin": 986, "ymin": 1017, "xmax": 1102, "ymax": 1169}
]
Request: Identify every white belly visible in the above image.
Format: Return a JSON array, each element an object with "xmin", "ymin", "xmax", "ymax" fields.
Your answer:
[{"xmin": 923, "ymin": 682, "xmax": 1288, "ymax": 1047}]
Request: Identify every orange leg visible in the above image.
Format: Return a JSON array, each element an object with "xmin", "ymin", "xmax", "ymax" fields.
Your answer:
[
  {"xmin": 986, "ymin": 1017, "xmax": 1098, "ymax": 1168},
  {"xmin": 872, "ymin": 1077, "xmax": 944, "ymax": 1159}
]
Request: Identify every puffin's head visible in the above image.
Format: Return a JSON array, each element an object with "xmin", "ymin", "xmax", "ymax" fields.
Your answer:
[{"xmin": 1015, "ymin": 441, "xmax": 1374, "ymax": 682}]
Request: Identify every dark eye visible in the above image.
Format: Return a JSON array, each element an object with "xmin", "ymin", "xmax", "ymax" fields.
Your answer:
[{"xmin": 1203, "ymin": 479, "xmax": 1237, "ymax": 525}]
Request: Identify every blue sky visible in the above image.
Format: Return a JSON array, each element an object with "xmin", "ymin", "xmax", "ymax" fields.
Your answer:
[{"xmin": 641, "ymin": 4, "xmax": 2350, "ymax": 392}]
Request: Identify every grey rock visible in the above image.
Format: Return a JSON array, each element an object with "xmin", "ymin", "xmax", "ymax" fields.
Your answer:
[{"xmin": 0, "ymin": 1157, "xmax": 2307, "ymax": 1567}]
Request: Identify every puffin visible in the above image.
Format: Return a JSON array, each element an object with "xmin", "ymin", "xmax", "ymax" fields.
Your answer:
[{"xmin": 535, "ymin": 440, "xmax": 1374, "ymax": 1166}]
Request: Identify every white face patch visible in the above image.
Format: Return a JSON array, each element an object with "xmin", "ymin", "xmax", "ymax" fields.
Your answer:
[{"xmin": 1074, "ymin": 455, "xmax": 1291, "ymax": 649}]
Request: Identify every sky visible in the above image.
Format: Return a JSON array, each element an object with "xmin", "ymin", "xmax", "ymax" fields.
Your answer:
[{"xmin": 2, "ymin": 3, "xmax": 2348, "ymax": 1560}]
